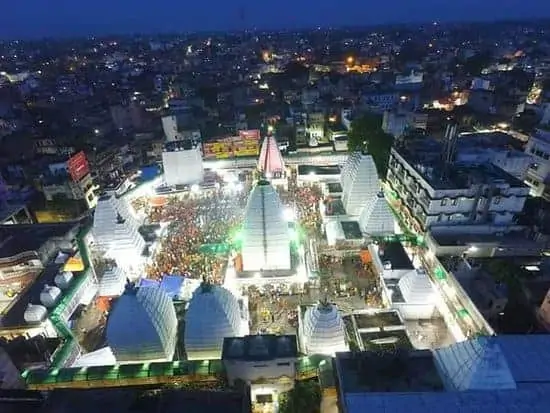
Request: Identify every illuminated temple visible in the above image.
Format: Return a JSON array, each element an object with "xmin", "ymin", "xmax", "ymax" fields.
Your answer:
[
  {"xmin": 241, "ymin": 180, "xmax": 291, "ymax": 273},
  {"xmin": 258, "ymin": 135, "xmax": 285, "ymax": 178}
]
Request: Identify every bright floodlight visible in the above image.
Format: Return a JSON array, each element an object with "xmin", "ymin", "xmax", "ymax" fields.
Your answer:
[
  {"xmin": 235, "ymin": 182, "xmax": 244, "ymax": 192},
  {"xmin": 283, "ymin": 207, "xmax": 295, "ymax": 222},
  {"xmin": 265, "ymin": 171, "xmax": 272, "ymax": 179},
  {"xmin": 191, "ymin": 184, "xmax": 200, "ymax": 193},
  {"xmin": 267, "ymin": 125, "xmax": 274, "ymax": 133},
  {"xmin": 309, "ymin": 171, "xmax": 316, "ymax": 176}
]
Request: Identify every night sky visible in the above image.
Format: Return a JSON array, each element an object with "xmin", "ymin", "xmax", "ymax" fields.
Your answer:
[{"xmin": 2, "ymin": 0, "xmax": 550, "ymax": 39}]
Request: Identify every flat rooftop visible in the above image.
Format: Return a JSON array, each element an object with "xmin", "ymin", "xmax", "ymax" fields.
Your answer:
[
  {"xmin": 359, "ymin": 330, "xmax": 413, "ymax": 352},
  {"xmin": 0, "ymin": 223, "xmax": 77, "ymax": 259},
  {"xmin": 351, "ymin": 310, "xmax": 404, "ymax": 331},
  {"xmin": 393, "ymin": 139, "xmax": 527, "ymax": 189},
  {"xmin": 38, "ymin": 388, "xmax": 249, "ymax": 413},
  {"xmin": 222, "ymin": 334, "xmax": 298, "ymax": 361},
  {"xmin": 335, "ymin": 350, "xmax": 445, "ymax": 393},
  {"xmin": 297, "ymin": 165, "xmax": 341, "ymax": 176},
  {"xmin": 341, "ymin": 221, "xmax": 363, "ymax": 240},
  {"xmin": 326, "ymin": 182, "xmax": 343, "ymax": 193},
  {"xmin": 378, "ymin": 242, "xmax": 414, "ymax": 270}
]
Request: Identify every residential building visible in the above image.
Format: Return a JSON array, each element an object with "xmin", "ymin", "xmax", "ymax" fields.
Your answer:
[
  {"xmin": 524, "ymin": 128, "xmax": 550, "ymax": 199},
  {"xmin": 387, "ymin": 139, "xmax": 530, "ymax": 234},
  {"xmin": 41, "ymin": 151, "xmax": 98, "ymax": 209}
]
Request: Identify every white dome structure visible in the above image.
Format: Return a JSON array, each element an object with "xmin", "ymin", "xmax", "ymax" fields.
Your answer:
[
  {"xmin": 358, "ymin": 191, "xmax": 395, "ymax": 236},
  {"xmin": 185, "ymin": 283, "xmax": 244, "ymax": 360},
  {"xmin": 24, "ymin": 304, "xmax": 47, "ymax": 324},
  {"xmin": 54, "ymin": 271, "xmax": 73, "ymax": 290},
  {"xmin": 40, "ymin": 285, "xmax": 62, "ymax": 308},
  {"xmin": 106, "ymin": 285, "xmax": 177, "ymax": 362},
  {"xmin": 92, "ymin": 194, "xmax": 146, "ymax": 273},
  {"xmin": 301, "ymin": 302, "xmax": 348, "ymax": 356},
  {"xmin": 241, "ymin": 180, "xmax": 291, "ymax": 272},
  {"xmin": 341, "ymin": 153, "xmax": 380, "ymax": 216}
]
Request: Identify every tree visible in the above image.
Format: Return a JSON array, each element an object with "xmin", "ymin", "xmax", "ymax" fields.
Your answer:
[
  {"xmin": 347, "ymin": 114, "xmax": 394, "ymax": 177},
  {"xmin": 279, "ymin": 380, "xmax": 321, "ymax": 413}
]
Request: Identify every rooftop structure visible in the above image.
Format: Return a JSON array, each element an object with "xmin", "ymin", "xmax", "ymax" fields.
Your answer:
[
  {"xmin": 92, "ymin": 194, "xmax": 146, "ymax": 273},
  {"xmin": 341, "ymin": 153, "xmax": 380, "ymax": 216},
  {"xmin": 106, "ymin": 285, "xmax": 177, "ymax": 362},
  {"xmin": 184, "ymin": 283, "xmax": 247, "ymax": 360},
  {"xmin": 386, "ymin": 269, "xmax": 437, "ymax": 319},
  {"xmin": 457, "ymin": 132, "xmax": 532, "ymax": 180},
  {"xmin": 258, "ymin": 135, "xmax": 285, "ymax": 178},
  {"xmin": 299, "ymin": 302, "xmax": 348, "ymax": 355},
  {"xmin": 241, "ymin": 180, "xmax": 291, "ymax": 272},
  {"xmin": 162, "ymin": 140, "xmax": 204, "ymax": 187}
]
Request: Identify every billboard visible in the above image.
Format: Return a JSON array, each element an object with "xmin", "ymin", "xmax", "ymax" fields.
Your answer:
[
  {"xmin": 203, "ymin": 131, "xmax": 260, "ymax": 160},
  {"xmin": 67, "ymin": 151, "xmax": 90, "ymax": 182}
]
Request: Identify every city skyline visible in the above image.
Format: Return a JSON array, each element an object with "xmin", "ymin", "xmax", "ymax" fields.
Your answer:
[{"xmin": 2, "ymin": 0, "xmax": 550, "ymax": 39}]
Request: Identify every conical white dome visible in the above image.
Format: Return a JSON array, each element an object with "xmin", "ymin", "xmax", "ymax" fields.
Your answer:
[
  {"xmin": 241, "ymin": 180, "xmax": 291, "ymax": 272},
  {"xmin": 302, "ymin": 302, "xmax": 348, "ymax": 356},
  {"xmin": 106, "ymin": 285, "xmax": 177, "ymax": 362},
  {"xmin": 359, "ymin": 191, "xmax": 395, "ymax": 235},
  {"xmin": 341, "ymin": 153, "xmax": 380, "ymax": 216},
  {"xmin": 185, "ymin": 284, "xmax": 243, "ymax": 360}
]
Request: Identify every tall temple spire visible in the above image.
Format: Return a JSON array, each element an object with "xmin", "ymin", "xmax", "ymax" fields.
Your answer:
[{"xmin": 258, "ymin": 135, "xmax": 285, "ymax": 178}]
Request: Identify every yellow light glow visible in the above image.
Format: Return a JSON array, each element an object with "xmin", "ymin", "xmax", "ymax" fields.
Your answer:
[{"xmin": 346, "ymin": 56, "xmax": 354, "ymax": 65}]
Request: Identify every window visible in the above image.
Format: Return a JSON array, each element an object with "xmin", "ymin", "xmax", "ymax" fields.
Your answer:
[
  {"xmin": 531, "ymin": 163, "xmax": 539, "ymax": 171},
  {"xmin": 277, "ymin": 362, "xmax": 290, "ymax": 366},
  {"xmin": 494, "ymin": 196, "xmax": 501, "ymax": 205},
  {"xmin": 451, "ymin": 198, "xmax": 458, "ymax": 206},
  {"xmin": 441, "ymin": 198, "xmax": 448, "ymax": 206}
]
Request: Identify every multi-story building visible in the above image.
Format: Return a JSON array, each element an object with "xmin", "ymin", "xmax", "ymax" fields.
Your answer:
[
  {"xmin": 524, "ymin": 128, "xmax": 550, "ymax": 199},
  {"xmin": 41, "ymin": 151, "xmax": 98, "ymax": 209},
  {"xmin": 387, "ymin": 139, "xmax": 529, "ymax": 234}
]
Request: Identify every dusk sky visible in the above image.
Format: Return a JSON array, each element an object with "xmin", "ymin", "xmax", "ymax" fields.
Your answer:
[{"xmin": 2, "ymin": 0, "xmax": 550, "ymax": 39}]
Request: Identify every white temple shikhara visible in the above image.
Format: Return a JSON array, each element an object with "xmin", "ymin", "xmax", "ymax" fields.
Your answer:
[
  {"xmin": 341, "ymin": 152, "xmax": 395, "ymax": 236},
  {"xmin": 241, "ymin": 180, "xmax": 291, "ymax": 272},
  {"xmin": 258, "ymin": 135, "xmax": 285, "ymax": 179}
]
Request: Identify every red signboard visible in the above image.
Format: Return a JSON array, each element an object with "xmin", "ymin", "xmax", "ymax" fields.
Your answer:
[
  {"xmin": 238, "ymin": 129, "xmax": 260, "ymax": 141},
  {"xmin": 67, "ymin": 151, "xmax": 90, "ymax": 182}
]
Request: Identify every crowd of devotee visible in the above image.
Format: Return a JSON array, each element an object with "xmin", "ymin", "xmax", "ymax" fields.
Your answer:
[
  {"xmin": 280, "ymin": 185, "xmax": 324, "ymax": 237},
  {"xmin": 138, "ymin": 188, "xmax": 249, "ymax": 281}
]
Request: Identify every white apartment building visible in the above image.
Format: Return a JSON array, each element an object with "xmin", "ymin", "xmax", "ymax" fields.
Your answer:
[
  {"xmin": 387, "ymin": 142, "xmax": 529, "ymax": 234},
  {"xmin": 525, "ymin": 128, "xmax": 550, "ymax": 199}
]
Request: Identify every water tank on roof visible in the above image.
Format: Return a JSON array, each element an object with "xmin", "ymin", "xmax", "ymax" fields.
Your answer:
[
  {"xmin": 54, "ymin": 271, "xmax": 73, "ymax": 290},
  {"xmin": 40, "ymin": 285, "xmax": 62, "ymax": 308},
  {"xmin": 24, "ymin": 304, "xmax": 47, "ymax": 324}
]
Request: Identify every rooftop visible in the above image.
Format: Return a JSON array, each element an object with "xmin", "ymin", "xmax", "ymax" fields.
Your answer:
[
  {"xmin": 0, "ymin": 223, "xmax": 77, "ymax": 259},
  {"xmin": 335, "ymin": 350, "xmax": 445, "ymax": 393},
  {"xmin": 393, "ymin": 139, "xmax": 527, "ymax": 190},
  {"xmin": 297, "ymin": 165, "xmax": 341, "ymax": 176},
  {"xmin": 378, "ymin": 242, "xmax": 414, "ymax": 270},
  {"xmin": 3, "ymin": 388, "xmax": 250, "ymax": 413},
  {"xmin": 340, "ymin": 221, "xmax": 363, "ymax": 240},
  {"xmin": 222, "ymin": 334, "xmax": 298, "ymax": 361}
]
